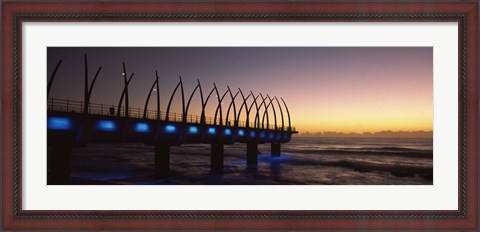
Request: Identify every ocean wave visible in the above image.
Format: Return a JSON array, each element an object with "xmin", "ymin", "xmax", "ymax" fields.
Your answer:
[
  {"xmin": 268, "ymin": 157, "xmax": 432, "ymax": 181},
  {"xmin": 283, "ymin": 148, "xmax": 432, "ymax": 159}
]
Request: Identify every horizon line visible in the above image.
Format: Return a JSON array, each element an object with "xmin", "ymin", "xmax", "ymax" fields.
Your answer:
[{"xmin": 298, "ymin": 130, "xmax": 433, "ymax": 138}]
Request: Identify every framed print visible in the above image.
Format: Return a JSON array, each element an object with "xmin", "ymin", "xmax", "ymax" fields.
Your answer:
[{"xmin": 2, "ymin": 0, "xmax": 478, "ymax": 230}]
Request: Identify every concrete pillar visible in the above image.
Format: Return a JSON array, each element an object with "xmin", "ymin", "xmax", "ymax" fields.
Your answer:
[
  {"xmin": 155, "ymin": 143, "xmax": 170, "ymax": 179},
  {"xmin": 247, "ymin": 143, "xmax": 258, "ymax": 169},
  {"xmin": 211, "ymin": 143, "xmax": 224, "ymax": 172},
  {"xmin": 271, "ymin": 143, "xmax": 281, "ymax": 157},
  {"xmin": 48, "ymin": 144, "xmax": 73, "ymax": 184}
]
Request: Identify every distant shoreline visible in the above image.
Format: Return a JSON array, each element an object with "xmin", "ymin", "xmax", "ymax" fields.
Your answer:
[
  {"xmin": 296, "ymin": 130, "xmax": 433, "ymax": 139},
  {"xmin": 295, "ymin": 136, "xmax": 433, "ymax": 139}
]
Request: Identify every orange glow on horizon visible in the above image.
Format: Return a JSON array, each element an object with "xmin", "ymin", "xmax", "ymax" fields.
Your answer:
[{"xmin": 291, "ymin": 102, "xmax": 432, "ymax": 133}]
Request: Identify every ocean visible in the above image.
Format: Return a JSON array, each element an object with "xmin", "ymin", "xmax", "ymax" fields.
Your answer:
[{"xmin": 52, "ymin": 137, "xmax": 433, "ymax": 185}]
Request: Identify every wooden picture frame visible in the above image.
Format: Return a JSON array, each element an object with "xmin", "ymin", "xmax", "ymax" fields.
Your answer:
[{"xmin": 2, "ymin": 0, "xmax": 478, "ymax": 230}]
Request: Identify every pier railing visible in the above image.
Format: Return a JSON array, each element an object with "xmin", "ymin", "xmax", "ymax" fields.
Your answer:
[{"xmin": 47, "ymin": 98, "xmax": 295, "ymax": 131}]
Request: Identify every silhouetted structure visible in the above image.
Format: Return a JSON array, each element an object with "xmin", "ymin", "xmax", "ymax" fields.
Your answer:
[{"xmin": 47, "ymin": 56, "xmax": 298, "ymax": 184}]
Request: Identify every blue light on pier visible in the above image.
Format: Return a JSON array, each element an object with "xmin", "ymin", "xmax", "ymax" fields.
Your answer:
[
  {"xmin": 224, "ymin": 128, "xmax": 232, "ymax": 136},
  {"xmin": 238, "ymin": 129, "xmax": 245, "ymax": 136},
  {"xmin": 133, "ymin": 123, "xmax": 150, "ymax": 133},
  {"xmin": 165, "ymin": 125, "xmax": 177, "ymax": 133},
  {"xmin": 260, "ymin": 131, "xmax": 266, "ymax": 138},
  {"xmin": 269, "ymin": 133, "xmax": 275, "ymax": 139},
  {"xmin": 249, "ymin": 131, "xmax": 256, "ymax": 137},
  {"xmin": 48, "ymin": 117, "xmax": 73, "ymax": 130},
  {"xmin": 208, "ymin": 127, "xmax": 216, "ymax": 135},
  {"xmin": 188, "ymin": 126, "xmax": 199, "ymax": 134},
  {"xmin": 97, "ymin": 120, "xmax": 117, "ymax": 132}
]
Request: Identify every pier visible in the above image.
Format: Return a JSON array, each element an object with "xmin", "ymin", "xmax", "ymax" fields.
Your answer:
[{"xmin": 47, "ymin": 56, "xmax": 298, "ymax": 184}]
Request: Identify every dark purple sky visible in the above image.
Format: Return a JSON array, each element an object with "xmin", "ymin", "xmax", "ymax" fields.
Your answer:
[{"xmin": 47, "ymin": 47, "xmax": 432, "ymax": 133}]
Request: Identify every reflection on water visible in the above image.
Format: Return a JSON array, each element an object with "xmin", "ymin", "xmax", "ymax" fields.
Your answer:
[{"xmin": 48, "ymin": 137, "xmax": 433, "ymax": 185}]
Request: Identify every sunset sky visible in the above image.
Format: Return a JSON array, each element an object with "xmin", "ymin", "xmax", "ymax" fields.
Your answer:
[{"xmin": 47, "ymin": 47, "xmax": 433, "ymax": 134}]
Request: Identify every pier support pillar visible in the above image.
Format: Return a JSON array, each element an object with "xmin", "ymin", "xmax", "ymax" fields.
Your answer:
[
  {"xmin": 49, "ymin": 144, "xmax": 73, "ymax": 185},
  {"xmin": 247, "ymin": 143, "xmax": 258, "ymax": 169},
  {"xmin": 155, "ymin": 143, "xmax": 170, "ymax": 179},
  {"xmin": 211, "ymin": 143, "xmax": 224, "ymax": 172},
  {"xmin": 271, "ymin": 143, "xmax": 281, "ymax": 157}
]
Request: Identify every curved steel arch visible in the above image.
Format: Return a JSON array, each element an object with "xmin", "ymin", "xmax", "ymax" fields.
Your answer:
[
  {"xmin": 47, "ymin": 59, "xmax": 63, "ymax": 98},
  {"xmin": 85, "ymin": 66, "xmax": 102, "ymax": 114},
  {"xmin": 261, "ymin": 98, "xmax": 272, "ymax": 129},
  {"xmin": 184, "ymin": 79, "xmax": 203, "ymax": 123},
  {"xmin": 262, "ymin": 95, "xmax": 277, "ymax": 130},
  {"xmin": 117, "ymin": 71, "xmax": 134, "ymax": 117},
  {"xmin": 236, "ymin": 89, "xmax": 253, "ymax": 128},
  {"xmin": 83, "ymin": 54, "xmax": 102, "ymax": 114},
  {"xmin": 281, "ymin": 97, "xmax": 292, "ymax": 131},
  {"xmin": 143, "ymin": 71, "xmax": 160, "ymax": 119},
  {"xmin": 254, "ymin": 93, "xmax": 268, "ymax": 129},
  {"xmin": 118, "ymin": 62, "xmax": 132, "ymax": 117},
  {"xmin": 274, "ymin": 96, "xmax": 285, "ymax": 131},
  {"xmin": 201, "ymin": 84, "xmax": 218, "ymax": 125},
  {"xmin": 225, "ymin": 86, "xmax": 239, "ymax": 127},
  {"xmin": 214, "ymin": 87, "xmax": 231, "ymax": 127},
  {"xmin": 165, "ymin": 76, "xmax": 185, "ymax": 122},
  {"xmin": 212, "ymin": 83, "xmax": 222, "ymax": 126},
  {"xmin": 247, "ymin": 92, "xmax": 260, "ymax": 129}
]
